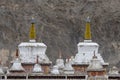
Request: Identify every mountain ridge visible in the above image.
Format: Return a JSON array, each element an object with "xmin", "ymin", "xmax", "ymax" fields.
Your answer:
[{"xmin": 0, "ymin": 0, "xmax": 120, "ymax": 68}]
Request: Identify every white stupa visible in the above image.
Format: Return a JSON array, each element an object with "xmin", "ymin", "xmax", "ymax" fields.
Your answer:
[
  {"xmin": 87, "ymin": 53, "xmax": 107, "ymax": 79},
  {"xmin": 87, "ymin": 52, "xmax": 104, "ymax": 71},
  {"xmin": 9, "ymin": 49, "xmax": 25, "ymax": 73},
  {"xmin": 64, "ymin": 59, "xmax": 74, "ymax": 75},
  {"xmin": 51, "ymin": 66, "xmax": 60, "ymax": 75},
  {"xmin": 18, "ymin": 17, "xmax": 51, "ymax": 64},
  {"xmin": 109, "ymin": 66, "xmax": 119, "ymax": 75},
  {"xmin": 55, "ymin": 52, "xmax": 64, "ymax": 69},
  {"xmin": 32, "ymin": 56, "xmax": 43, "ymax": 73},
  {"xmin": 74, "ymin": 17, "xmax": 108, "ymax": 66}
]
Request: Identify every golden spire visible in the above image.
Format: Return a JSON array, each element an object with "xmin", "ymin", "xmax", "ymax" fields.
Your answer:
[
  {"xmin": 84, "ymin": 16, "xmax": 91, "ymax": 40},
  {"xmin": 29, "ymin": 17, "xmax": 36, "ymax": 40}
]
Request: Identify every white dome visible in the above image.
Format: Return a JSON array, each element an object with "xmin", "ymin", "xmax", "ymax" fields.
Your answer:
[
  {"xmin": 87, "ymin": 55, "xmax": 104, "ymax": 71},
  {"xmin": 56, "ymin": 59, "xmax": 64, "ymax": 69},
  {"xmin": 32, "ymin": 64, "xmax": 43, "ymax": 73},
  {"xmin": 109, "ymin": 66, "xmax": 119, "ymax": 75},
  {"xmin": 10, "ymin": 58, "xmax": 25, "ymax": 71},
  {"xmin": 64, "ymin": 59, "xmax": 74, "ymax": 74},
  {"xmin": 51, "ymin": 66, "xmax": 60, "ymax": 75}
]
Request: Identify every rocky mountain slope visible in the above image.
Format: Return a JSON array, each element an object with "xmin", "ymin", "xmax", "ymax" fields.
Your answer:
[{"xmin": 0, "ymin": 0, "xmax": 120, "ymax": 67}]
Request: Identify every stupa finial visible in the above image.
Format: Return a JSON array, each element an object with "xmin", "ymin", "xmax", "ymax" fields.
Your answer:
[
  {"xmin": 36, "ymin": 55, "xmax": 39, "ymax": 64},
  {"xmin": 16, "ymin": 49, "xmax": 19, "ymax": 58},
  {"xmin": 59, "ymin": 50, "xmax": 62, "ymax": 59},
  {"xmin": 31, "ymin": 16, "xmax": 35, "ymax": 24},
  {"xmin": 93, "ymin": 51, "xmax": 97, "ymax": 59},
  {"xmin": 84, "ymin": 16, "xmax": 91, "ymax": 40},
  {"xmin": 86, "ymin": 16, "xmax": 90, "ymax": 22}
]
